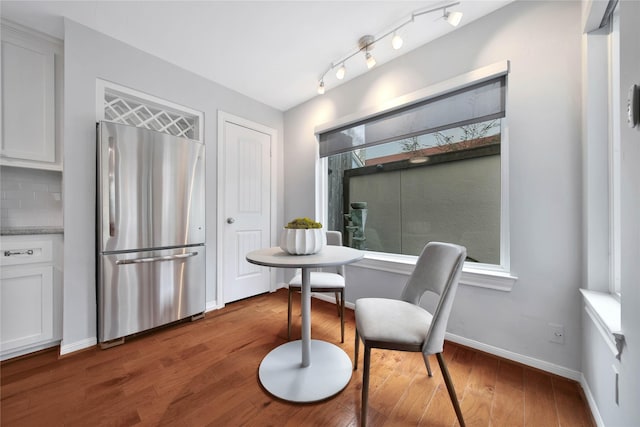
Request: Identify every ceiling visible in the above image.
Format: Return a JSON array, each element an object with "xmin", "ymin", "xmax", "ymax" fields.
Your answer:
[{"xmin": 1, "ymin": 1, "xmax": 513, "ymax": 111}]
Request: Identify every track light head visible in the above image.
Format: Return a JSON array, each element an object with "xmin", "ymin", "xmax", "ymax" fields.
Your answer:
[
  {"xmin": 391, "ymin": 33, "xmax": 403, "ymax": 50},
  {"xmin": 359, "ymin": 35, "xmax": 376, "ymax": 69},
  {"xmin": 317, "ymin": 80, "xmax": 325, "ymax": 95},
  {"xmin": 365, "ymin": 52, "xmax": 376, "ymax": 69},
  {"xmin": 336, "ymin": 64, "xmax": 346, "ymax": 80},
  {"xmin": 444, "ymin": 10, "xmax": 463, "ymax": 27}
]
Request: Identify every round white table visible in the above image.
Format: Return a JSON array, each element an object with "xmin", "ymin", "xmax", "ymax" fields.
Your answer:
[{"xmin": 246, "ymin": 245, "xmax": 364, "ymax": 402}]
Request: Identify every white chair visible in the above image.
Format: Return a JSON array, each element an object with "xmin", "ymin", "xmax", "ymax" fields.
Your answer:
[
  {"xmin": 354, "ymin": 241, "xmax": 466, "ymax": 427},
  {"xmin": 288, "ymin": 230, "xmax": 346, "ymax": 342}
]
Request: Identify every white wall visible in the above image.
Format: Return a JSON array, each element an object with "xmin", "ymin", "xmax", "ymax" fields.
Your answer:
[
  {"xmin": 617, "ymin": 0, "xmax": 640, "ymax": 422},
  {"xmin": 284, "ymin": 1, "xmax": 583, "ymax": 374},
  {"xmin": 581, "ymin": 1, "xmax": 640, "ymax": 425},
  {"xmin": 62, "ymin": 19, "xmax": 283, "ymax": 352}
]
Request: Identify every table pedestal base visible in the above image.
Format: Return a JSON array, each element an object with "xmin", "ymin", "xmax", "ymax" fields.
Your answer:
[{"xmin": 258, "ymin": 339, "xmax": 353, "ymax": 402}]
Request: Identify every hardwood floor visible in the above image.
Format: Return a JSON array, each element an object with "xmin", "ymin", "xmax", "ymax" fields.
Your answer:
[{"xmin": 1, "ymin": 289, "xmax": 594, "ymax": 426}]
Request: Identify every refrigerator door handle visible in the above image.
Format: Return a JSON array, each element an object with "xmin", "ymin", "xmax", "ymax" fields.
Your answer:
[
  {"xmin": 108, "ymin": 137, "xmax": 116, "ymax": 237},
  {"xmin": 115, "ymin": 251, "xmax": 198, "ymax": 265}
]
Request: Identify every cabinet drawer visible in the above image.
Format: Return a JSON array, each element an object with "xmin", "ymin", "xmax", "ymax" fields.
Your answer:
[{"xmin": 0, "ymin": 239, "xmax": 53, "ymax": 266}]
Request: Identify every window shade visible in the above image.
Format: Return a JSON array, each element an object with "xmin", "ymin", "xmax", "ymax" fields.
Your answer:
[{"xmin": 318, "ymin": 76, "xmax": 506, "ymax": 158}]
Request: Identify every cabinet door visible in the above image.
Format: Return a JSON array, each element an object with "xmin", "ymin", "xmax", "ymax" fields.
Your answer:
[
  {"xmin": 1, "ymin": 37, "xmax": 55, "ymax": 163},
  {"xmin": 1, "ymin": 265, "xmax": 54, "ymax": 352}
]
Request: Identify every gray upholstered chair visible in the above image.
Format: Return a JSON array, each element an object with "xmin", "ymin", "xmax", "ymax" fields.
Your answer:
[
  {"xmin": 288, "ymin": 230, "xmax": 346, "ymax": 342},
  {"xmin": 354, "ymin": 241, "xmax": 466, "ymax": 427}
]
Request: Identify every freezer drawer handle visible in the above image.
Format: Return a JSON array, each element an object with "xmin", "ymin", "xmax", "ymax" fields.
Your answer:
[
  {"xmin": 115, "ymin": 251, "xmax": 198, "ymax": 265},
  {"xmin": 4, "ymin": 249, "xmax": 34, "ymax": 257}
]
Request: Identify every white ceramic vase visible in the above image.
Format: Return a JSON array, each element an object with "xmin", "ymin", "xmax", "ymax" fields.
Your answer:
[{"xmin": 279, "ymin": 228, "xmax": 326, "ymax": 255}]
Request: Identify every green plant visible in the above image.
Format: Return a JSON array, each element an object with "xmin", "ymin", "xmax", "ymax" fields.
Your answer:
[{"xmin": 285, "ymin": 217, "xmax": 322, "ymax": 229}]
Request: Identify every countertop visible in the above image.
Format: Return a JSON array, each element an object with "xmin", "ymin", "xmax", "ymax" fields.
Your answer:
[{"xmin": 1, "ymin": 226, "xmax": 64, "ymax": 236}]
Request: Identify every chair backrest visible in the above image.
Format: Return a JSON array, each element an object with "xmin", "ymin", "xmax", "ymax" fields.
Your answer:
[
  {"xmin": 325, "ymin": 231, "xmax": 345, "ymax": 276},
  {"xmin": 400, "ymin": 241, "xmax": 466, "ymax": 355},
  {"xmin": 326, "ymin": 230, "xmax": 342, "ymax": 246}
]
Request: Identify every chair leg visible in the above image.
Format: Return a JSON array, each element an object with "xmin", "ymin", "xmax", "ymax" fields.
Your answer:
[
  {"xmin": 436, "ymin": 352, "xmax": 465, "ymax": 427},
  {"xmin": 334, "ymin": 291, "xmax": 341, "ymax": 317},
  {"xmin": 340, "ymin": 289, "xmax": 345, "ymax": 343},
  {"xmin": 422, "ymin": 353, "xmax": 433, "ymax": 377},
  {"xmin": 287, "ymin": 287, "xmax": 293, "ymax": 341},
  {"xmin": 354, "ymin": 329, "xmax": 359, "ymax": 370},
  {"xmin": 361, "ymin": 344, "xmax": 371, "ymax": 427}
]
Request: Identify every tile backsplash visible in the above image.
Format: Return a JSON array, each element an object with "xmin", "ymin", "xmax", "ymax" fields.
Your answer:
[{"xmin": 1, "ymin": 166, "xmax": 63, "ymax": 228}]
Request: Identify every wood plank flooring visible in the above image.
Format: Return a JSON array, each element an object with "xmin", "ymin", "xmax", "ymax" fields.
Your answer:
[{"xmin": 1, "ymin": 289, "xmax": 595, "ymax": 426}]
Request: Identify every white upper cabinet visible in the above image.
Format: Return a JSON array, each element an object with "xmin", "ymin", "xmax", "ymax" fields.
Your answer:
[{"xmin": 1, "ymin": 21, "xmax": 63, "ymax": 171}]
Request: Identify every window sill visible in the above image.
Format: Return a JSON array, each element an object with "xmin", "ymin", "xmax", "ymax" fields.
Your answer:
[
  {"xmin": 352, "ymin": 252, "xmax": 517, "ymax": 291},
  {"xmin": 580, "ymin": 289, "xmax": 624, "ymax": 359}
]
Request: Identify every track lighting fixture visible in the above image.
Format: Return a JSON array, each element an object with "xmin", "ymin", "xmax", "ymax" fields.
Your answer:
[
  {"xmin": 316, "ymin": 1, "xmax": 462, "ymax": 95},
  {"xmin": 391, "ymin": 32, "xmax": 403, "ymax": 50}
]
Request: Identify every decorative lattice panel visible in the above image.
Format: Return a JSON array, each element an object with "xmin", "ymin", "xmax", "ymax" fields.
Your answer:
[{"xmin": 104, "ymin": 92, "xmax": 197, "ymax": 140}]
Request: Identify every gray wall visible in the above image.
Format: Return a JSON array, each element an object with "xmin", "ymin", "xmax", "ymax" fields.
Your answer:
[
  {"xmin": 284, "ymin": 0, "xmax": 583, "ymax": 373},
  {"xmin": 62, "ymin": 19, "xmax": 283, "ymax": 351}
]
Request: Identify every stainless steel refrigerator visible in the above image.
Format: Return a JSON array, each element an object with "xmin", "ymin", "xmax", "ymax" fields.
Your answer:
[{"xmin": 96, "ymin": 121, "xmax": 205, "ymax": 344}]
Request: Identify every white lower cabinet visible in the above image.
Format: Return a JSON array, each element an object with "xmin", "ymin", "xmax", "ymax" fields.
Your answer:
[
  {"xmin": 1, "ymin": 265, "xmax": 54, "ymax": 349},
  {"xmin": 0, "ymin": 235, "xmax": 62, "ymax": 360}
]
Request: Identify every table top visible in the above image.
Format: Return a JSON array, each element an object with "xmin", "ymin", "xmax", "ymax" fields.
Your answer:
[{"xmin": 246, "ymin": 245, "xmax": 363, "ymax": 269}]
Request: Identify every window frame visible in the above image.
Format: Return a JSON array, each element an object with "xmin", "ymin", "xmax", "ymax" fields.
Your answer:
[
  {"xmin": 608, "ymin": 5, "xmax": 621, "ymax": 297},
  {"xmin": 314, "ymin": 61, "xmax": 517, "ymax": 291}
]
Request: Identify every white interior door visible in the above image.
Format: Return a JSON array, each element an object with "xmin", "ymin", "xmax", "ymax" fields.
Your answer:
[{"xmin": 220, "ymin": 116, "xmax": 273, "ymax": 303}]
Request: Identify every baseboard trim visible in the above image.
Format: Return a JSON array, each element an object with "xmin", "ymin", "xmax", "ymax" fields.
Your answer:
[
  {"xmin": 60, "ymin": 337, "xmax": 97, "ymax": 356},
  {"xmin": 206, "ymin": 300, "xmax": 223, "ymax": 312},
  {"xmin": 311, "ymin": 292, "xmax": 355, "ymax": 309},
  {"xmin": 580, "ymin": 373, "xmax": 606, "ymax": 427},
  {"xmin": 1, "ymin": 339, "xmax": 60, "ymax": 362},
  {"xmin": 444, "ymin": 333, "xmax": 582, "ymax": 381},
  {"xmin": 304, "ymin": 293, "xmax": 587, "ymax": 383}
]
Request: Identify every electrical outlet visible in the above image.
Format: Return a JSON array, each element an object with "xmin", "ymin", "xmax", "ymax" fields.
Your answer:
[{"xmin": 548, "ymin": 323, "xmax": 565, "ymax": 344}]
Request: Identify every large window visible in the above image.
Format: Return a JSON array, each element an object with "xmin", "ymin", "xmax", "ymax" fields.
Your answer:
[{"xmin": 319, "ymin": 75, "xmax": 506, "ymax": 266}]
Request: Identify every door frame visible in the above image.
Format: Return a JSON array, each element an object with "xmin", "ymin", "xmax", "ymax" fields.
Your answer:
[{"xmin": 216, "ymin": 111, "xmax": 278, "ymax": 307}]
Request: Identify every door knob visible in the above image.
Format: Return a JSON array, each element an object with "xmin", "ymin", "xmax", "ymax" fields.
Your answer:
[{"xmin": 226, "ymin": 217, "xmax": 235, "ymax": 224}]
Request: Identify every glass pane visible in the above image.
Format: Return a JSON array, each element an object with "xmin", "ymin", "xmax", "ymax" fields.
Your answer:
[
  {"xmin": 349, "ymin": 170, "xmax": 402, "ymax": 253},
  {"xmin": 399, "ymin": 156, "xmax": 500, "ymax": 263},
  {"xmin": 327, "ymin": 119, "xmax": 501, "ymax": 263}
]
